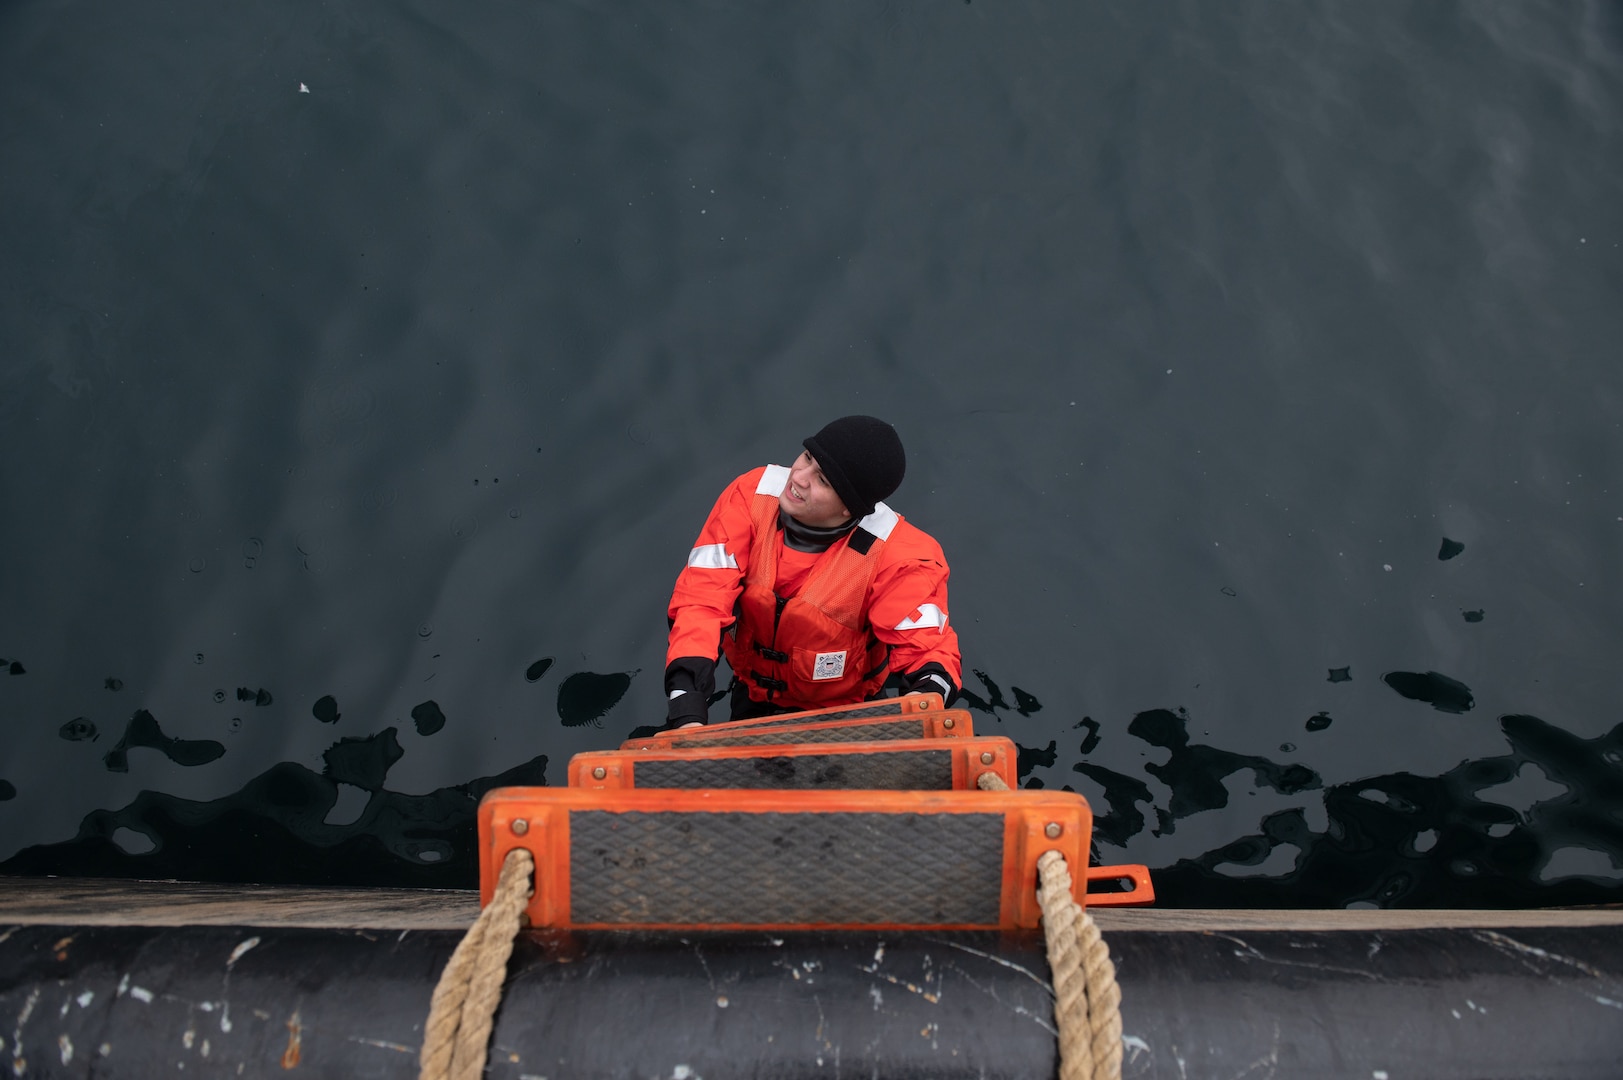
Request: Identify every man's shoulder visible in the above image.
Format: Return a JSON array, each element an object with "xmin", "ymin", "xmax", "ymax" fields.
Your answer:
[
  {"xmin": 727, "ymin": 464, "xmax": 787, "ymax": 497},
  {"xmin": 889, "ymin": 517, "xmax": 947, "ymax": 561},
  {"xmin": 711, "ymin": 465, "xmax": 785, "ymax": 503},
  {"xmin": 859, "ymin": 505, "xmax": 947, "ymax": 562}
]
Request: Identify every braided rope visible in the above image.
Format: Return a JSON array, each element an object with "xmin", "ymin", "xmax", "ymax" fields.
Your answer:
[
  {"xmin": 419, "ymin": 847, "xmax": 534, "ymax": 1080},
  {"xmin": 978, "ymin": 771, "xmax": 1122, "ymax": 1080}
]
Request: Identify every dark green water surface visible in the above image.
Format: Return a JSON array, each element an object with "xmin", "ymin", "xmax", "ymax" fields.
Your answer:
[{"xmin": 3, "ymin": 1, "xmax": 1621, "ymax": 907}]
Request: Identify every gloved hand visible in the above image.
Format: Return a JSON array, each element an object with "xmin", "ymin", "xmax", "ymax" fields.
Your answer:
[
  {"xmin": 664, "ymin": 656, "xmax": 716, "ymax": 729},
  {"xmin": 665, "ymin": 689, "xmax": 708, "ymax": 728},
  {"xmin": 900, "ymin": 664, "xmax": 958, "ymax": 705}
]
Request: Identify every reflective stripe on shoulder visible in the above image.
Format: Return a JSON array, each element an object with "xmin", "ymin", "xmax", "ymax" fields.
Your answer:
[
  {"xmin": 895, "ymin": 603, "xmax": 948, "ymax": 632},
  {"xmin": 756, "ymin": 464, "xmax": 790, "ymax": 496},
  {"xmin": 858, "ymin": 502, "xmax": 899, "ymax": 541},
  {"xmin": 687, "ymin": 543, "xmax": 739, "ymax": 570}
]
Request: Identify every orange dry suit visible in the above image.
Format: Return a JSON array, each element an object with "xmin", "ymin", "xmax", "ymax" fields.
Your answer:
[{"xmin": 665, "ymin": 465, "xmax": 962, "ymax": 721}]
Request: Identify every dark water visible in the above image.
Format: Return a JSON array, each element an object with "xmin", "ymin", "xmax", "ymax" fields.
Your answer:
[{"xmin": 2, "ymin": 1, "xmax": 1621, "ymax": 907}]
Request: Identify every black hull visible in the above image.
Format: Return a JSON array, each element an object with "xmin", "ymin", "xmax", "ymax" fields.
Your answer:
[{"xmin": 2, "ymin": 883, "xmax": 1621, "ymax": 1079}]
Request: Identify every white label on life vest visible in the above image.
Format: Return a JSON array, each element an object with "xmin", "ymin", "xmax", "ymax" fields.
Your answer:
[{"xmin": 812, "ymin": 651, "xmax": 847, "ymax": 680}]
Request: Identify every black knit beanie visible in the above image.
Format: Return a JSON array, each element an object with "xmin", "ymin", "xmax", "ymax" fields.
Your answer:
[{"xmin": 802, "ymin": 415, "xmax": 906, "ymax": 519}]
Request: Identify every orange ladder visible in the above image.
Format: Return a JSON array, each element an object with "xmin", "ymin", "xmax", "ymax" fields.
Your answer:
[{"xmin": 479, "ymin": 693, "xmax": 1153, "ymax": 931}]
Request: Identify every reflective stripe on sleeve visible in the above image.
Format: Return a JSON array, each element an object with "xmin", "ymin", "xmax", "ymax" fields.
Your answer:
[
  {"xmin": 895, "ymin": 603, "xmax": 948, "ymax": 632},
  {"xmin": 687, "ymin": 543, "xmax": 739, "ymax": 570}
]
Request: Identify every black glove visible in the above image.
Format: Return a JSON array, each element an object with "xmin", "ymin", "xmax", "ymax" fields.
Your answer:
[
  {"xmin": 900, "ymin": 663, "xmax": 958, "ymax": 706},
  {"xmin": 664, "ymin": 656, "xmax": 716, "ymax": 727},
  {"xmin": 665, "ymin": 690, "xmax": 709, "ymax": 727}
]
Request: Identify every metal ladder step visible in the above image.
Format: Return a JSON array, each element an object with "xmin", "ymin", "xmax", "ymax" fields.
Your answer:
[
  {"xmin": 571, "ymin": 736, "xmax": 1017, "ymax": 791},
  {"xmin": 480, "ymin": 787, "xmax": 1125, "ymax": 930},
  {"xmin": 622, "ymin": 708, "xmax": 973, "ymax": 749}
]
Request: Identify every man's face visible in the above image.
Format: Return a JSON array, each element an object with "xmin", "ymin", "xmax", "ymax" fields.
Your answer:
[{"xmin": 781, "ymin": 450, "xmax": 852, "ymax": 528}]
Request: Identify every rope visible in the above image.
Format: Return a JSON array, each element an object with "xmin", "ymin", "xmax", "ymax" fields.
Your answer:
[
  {"xmin": 419, "ymin": 847, "xmax": 535, "ymax": 1080},
  {"xmin": 978, "ymin": 771, "xmax": 1122, "ymax": 1080}
]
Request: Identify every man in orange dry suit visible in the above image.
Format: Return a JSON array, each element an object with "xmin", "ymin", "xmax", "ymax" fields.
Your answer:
[{"xmin": 664, "ymin": 415, "xmax": 963, "ymax": 727}]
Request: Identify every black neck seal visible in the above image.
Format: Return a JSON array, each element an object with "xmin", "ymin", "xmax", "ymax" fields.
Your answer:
[{"xmin": 779, "ymin": 508, "xmax": 859, "ymax": 553}]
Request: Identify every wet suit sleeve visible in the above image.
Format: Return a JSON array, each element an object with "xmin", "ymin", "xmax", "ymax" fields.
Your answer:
[
  {"xmin": 867, "ymin": 538, "xmax": 963, "ymax": 705},
  {"xmin": 664, "ymin": 468, "xmax": 763, "ymax": 725}
]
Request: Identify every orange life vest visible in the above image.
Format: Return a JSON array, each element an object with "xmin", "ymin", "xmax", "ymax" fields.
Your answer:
[{"xmin": 720, "ymin": 482, "xmax": 891, "ymax": 710}]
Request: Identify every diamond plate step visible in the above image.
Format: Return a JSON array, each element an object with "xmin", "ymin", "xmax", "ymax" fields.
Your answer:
[
  {"xmin": 571, "ymin": 736, "xmax": 1017, "ymax": 792},
  {"xmin": 478, "ymin": 788, "xmax": 1095, "ymax": 929},
  {"xmin": 623, "ymin": 708, "xmax": 972, "ymax": 750}
]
